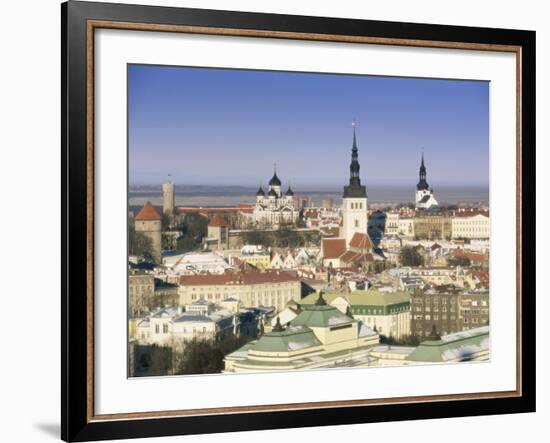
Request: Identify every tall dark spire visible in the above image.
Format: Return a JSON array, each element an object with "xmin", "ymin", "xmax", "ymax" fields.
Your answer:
[
  {"xmin": 343, "ymin": 121, "xmax": 367, "ymax": 198},
  {"xmin": 417, "ymin": 152, "xmax": 429, "ymax": 191}
]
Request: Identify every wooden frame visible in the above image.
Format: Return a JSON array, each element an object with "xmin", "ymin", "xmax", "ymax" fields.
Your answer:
[{"xmin": 62, "ymin": 1, "xmax": 536, "ymax": 441}]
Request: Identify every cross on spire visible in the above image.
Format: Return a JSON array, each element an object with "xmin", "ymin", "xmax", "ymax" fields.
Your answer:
[{"xmin": 343, "ymin": 120, "xmax": 367, "ymax": 198}]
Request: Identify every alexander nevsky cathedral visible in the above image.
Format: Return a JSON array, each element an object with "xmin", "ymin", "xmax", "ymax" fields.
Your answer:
[{"xmin": 252, "ymin": 168, "xmax": 299, "ymax": 228}]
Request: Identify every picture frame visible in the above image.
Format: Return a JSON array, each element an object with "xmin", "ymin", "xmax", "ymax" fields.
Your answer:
[{"xmin": 61, "ymin": 1, "xmax": 536, "ymax": 441}]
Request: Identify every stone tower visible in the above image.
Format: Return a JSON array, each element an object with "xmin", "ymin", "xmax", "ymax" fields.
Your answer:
[
  {"xmin": 135, "ymin": 201, "xmax": 162, "ymax": 263},
  {"xmin": 341, "ymin": 122, "xmax": 368, "ymax": 248},
  {"xmin": 162, "ymin": 179, "xmax": 175, "ymax": 219}
]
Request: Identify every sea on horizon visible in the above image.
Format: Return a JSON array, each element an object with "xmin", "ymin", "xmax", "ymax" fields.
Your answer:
[{"xmin": 128, "ymin": 184, "xmax": 489, "ymax": 209}]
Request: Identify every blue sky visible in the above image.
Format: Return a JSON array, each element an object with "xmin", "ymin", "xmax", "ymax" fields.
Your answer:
[{"xmin": 128, "ymin": 64, "xmax": 489, "ymax": 188}]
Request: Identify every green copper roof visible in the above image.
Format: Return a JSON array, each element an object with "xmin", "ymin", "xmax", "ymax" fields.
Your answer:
[
  {"xmin": 290, "ymin": 304, "xmax": 355, "ymax": 328},
  {"xmin": 407, "ymin": 326, "xmax": 490, "ymax": 362},
  {"xmin": 251, "ymin": 325, "xmax": 321, "ymax": 353},
  {"xmin": 301, "ymin": 290, "xmax": 411, "ymax": 307}
]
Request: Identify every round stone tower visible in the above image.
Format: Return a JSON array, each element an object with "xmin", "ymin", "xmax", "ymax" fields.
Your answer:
[{"xmin": 135, "ymin": 201, "xmax": 162, "ymax": 263}]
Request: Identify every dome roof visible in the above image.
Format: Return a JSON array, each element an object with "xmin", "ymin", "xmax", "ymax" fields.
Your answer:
[
  {"xmin": 256, "ymin": 186, "xmax": 265, "ymax": 196},
  {"xmin": 269, "ymin": 172, "xmax": 281, "ymax": 186},
  {"xmin": 268, "ymin": 188, "xmax": 278, "ymax": 197},
  {"xmin": 286, "ymin": 185, "xmax": 294, "ymax": 196}
]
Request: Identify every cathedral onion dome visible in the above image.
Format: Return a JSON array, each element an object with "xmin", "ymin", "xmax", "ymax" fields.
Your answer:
[
  {"xmin": 256, "ymin": 186, "xmax": 265, "ymax": 196},
  {"xmin": 268, "ymin": 188, "xmax": 278, "ymax": 197},
  {"xmin": 269, "ymin": 171, "xmax": 281, "ymax": 187},
  {"xmin": 286, "ymin": 185, "xmax": 294, "ymax": 196}
]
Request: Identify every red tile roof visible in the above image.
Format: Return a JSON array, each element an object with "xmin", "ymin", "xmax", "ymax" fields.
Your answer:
[
  {"xmin": 452, "ymin": 248, "xmax": 485, "ymax": 264},
  {"xmin": 135, "ymin": 201, "xmax": 161, "ymax": 221},
  {"xmin": 348, "ymin": 232, "xmax": 373, "ymax": 250},
  {"xmin": 321, "ymin": 226, "xmax": 340, "ymax": 237},
  {"xmin": 322, "ymin": 238, "xmax": 347, "ymax": 259},
  {"xmin": 179, "ymin": 271, "xmax": 299, "ymax": 286},
  {"xmin": 339, "ymin": 250, "xmax": 374, "ymax": 265},
  {"xmin": 208, "ymin": 213, "xmax": 227, "ymax": 227}
]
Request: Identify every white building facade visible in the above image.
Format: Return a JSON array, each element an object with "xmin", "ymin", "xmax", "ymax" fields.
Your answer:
[
  {"xmin": 451, "ymin": 213, "xmax": 490, "ymax": 239},
  {"xmin": 253, "ymin": 168, "xmax": 299, "ymax": 228}
]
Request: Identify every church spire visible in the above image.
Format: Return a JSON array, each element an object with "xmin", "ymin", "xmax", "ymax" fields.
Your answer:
[
  {"xmin": 349, "ymin": 121, "xmax": 360, "ymax": 186},
  {"xmin": 417, "ymin": 151, "xmax": 429, "ymax": 190},
  {"xmin": 343, "ymin": 121, "xmax": 367, "ymax": 198}
]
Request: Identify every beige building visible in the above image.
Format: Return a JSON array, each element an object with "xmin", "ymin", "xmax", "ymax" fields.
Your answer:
[
  {"xmin": 206, "ymin": 214, "xmax": 229, "ymax": 250},
  {"xmin": 178, "ymin": 271, "xmax": 302, "ymax": 311},
  {"xmin": 239, "ymin": 245, "xmax": 271, "ymax": 269},
  {"xmin": 128, "ymin": 270, "xmax": 155, "ymax": 317},
  {"xmin": 134, "ymin": 201, "xmax": 162, "ymax": 263},
  {"xmin": 224, "ymin": 293, "xmax": 379, "ymax": 373},
  {"xmin": 385, "ymin": 213, "xmax": 415, "ymax": 239},
  {"xmin": 301, "ymin": 290, "xmax": 411, "ymax": 340},
  {"xmin": 398, "ymin": 218, "xmax": 415, "ymax": 238},
  {"xmin": 413, "ymin": 214, "xmax": 452, "ymax": 240},
  {"xmin": 451, "ymin": 212, "xmax": 490, "ymax": 239}
]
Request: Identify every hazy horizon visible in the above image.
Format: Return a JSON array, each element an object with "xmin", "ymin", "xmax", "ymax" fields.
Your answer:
[{"xmin": 129, "ymin": 183, "xmax": 489, "ymax": 207}]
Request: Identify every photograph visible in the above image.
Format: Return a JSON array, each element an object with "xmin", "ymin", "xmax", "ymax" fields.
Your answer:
[{"xmin": 127, "ymin": 64, "xmax": 491, "ymax": 377}]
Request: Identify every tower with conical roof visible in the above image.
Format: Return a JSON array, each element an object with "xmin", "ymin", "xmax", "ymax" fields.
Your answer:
[
  {"xmin": 134, "ymin": 201, "xmax": 162, "ymax": 263},
  {"xmin": 341, "ymin": 122, "xmax": 368, "ymax": 248}
]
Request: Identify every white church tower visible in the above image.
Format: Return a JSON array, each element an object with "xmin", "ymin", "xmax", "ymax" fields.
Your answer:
[
  {"xmin": 341, "ymin": 122, "xmax": 368, "ymax": 247},
  {"xmin": 415, "ymin": 153, "xmax": 439, "ymax": 210}
]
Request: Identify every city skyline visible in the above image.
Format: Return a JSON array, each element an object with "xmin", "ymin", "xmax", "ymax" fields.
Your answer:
[{"xmin": 128, "ymin": 65, "xmax": 489, "ymax": 188}]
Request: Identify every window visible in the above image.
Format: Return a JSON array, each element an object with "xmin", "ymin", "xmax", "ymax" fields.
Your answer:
[
  {"xmin": 354, "ymin": 220, "xmax": 359, "ymax": 228},
  {"xmin": 163, "ymin": 324, "xmax": 168, "ymax": 333},
  {"xmin": 155, "ymin": 324, "xmax": 159, "ymax": 334}
]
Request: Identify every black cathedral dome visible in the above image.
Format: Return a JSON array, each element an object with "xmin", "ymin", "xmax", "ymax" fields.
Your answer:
[{"xmin": 269, "ymin": 172, "xmax": 281, "ymax": 187}]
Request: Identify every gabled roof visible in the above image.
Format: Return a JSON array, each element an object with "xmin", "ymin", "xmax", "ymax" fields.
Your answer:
[
  {"xmin": 339, "ymin": 250, "xmax": 374, "ymax": 265},
  {"xmin": 322, "ymin": 238, "xmax": 347, "ymax": 259},
  {"xmin": 179, "ymin": 271, "xmax": 299, "ymax": 286},
  {"xmin": 135, "ymin": 201, "xmax": 161, "ymax": 221},
  {"xmin": 349, "ymin": 232, "xmax": 373, "ymax": 250}
]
